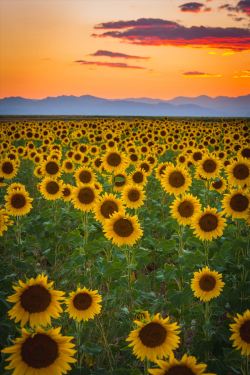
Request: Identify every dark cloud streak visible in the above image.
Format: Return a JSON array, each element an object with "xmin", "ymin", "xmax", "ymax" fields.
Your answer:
[
  {"xmin": 89, "ymin": 50, "xmax": 149, "ymax": 59},
  {"xmin": 75, "ymin": 60, "xmax": 145, "ymax": 69}
]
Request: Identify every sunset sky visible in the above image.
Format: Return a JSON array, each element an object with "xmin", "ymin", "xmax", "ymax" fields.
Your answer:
[{"xmin": 1, "ymin": 0, "xmax": 250, "ymax": 99}]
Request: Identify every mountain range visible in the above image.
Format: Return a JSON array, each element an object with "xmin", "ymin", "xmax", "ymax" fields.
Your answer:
[{"xmin": 0, "ymin": 94, "xmax": 249, "ymax": 117}]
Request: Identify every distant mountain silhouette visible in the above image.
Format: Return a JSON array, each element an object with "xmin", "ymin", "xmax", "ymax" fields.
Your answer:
[{"xmin": 0, "ymin": 94, "xmax": 249, "ymax": 116}]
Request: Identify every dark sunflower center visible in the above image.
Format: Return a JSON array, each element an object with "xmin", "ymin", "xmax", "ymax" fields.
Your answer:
[
  {"xmin": 79, "ymin": 170, "xmax": 92, "ymax": 183},
  {"xmin": 95, "ymin": 158, "xmax": 102, "ymax": 167},
  {"xmin": 45, "ymin": 161, "xmax": 59, "ymax": 175},
  {"xmin": 193, "ymin": 152, "xmax": 202, "ymax": 161},
  {"xmin": 115, "ymin": 174, "xmax": 126, "ymax": 187},
  {"xmin": 240, "ymin": 320, "xmax": 250, "ymax": 343},
  {"xmin": 139, "ymin": 322, "xmax": 167, "ymax": 348},
  {"xmin": 230, "ymin": 194, "xmax": 249, "ymax": 212},
  {"xmin": 199, "ymin": 213, "xmax": 218, "ymax": 232},
  {"xmin": 242, "ymin": 148, "xmax": 250, "ymax": 158},
  {"xmin": 2, "ymin": 161, "xmax": 14, "ymax": 174},
  {"xmin": 21, "ymin": 333, "xmax": 58, "ymax": 368},
  {"xmin": 11, "ymin": 193, "xmax": 26, "ymax": 209},
  {"xmin": 46, "ymin": 181, "xmax": 59, "ymax": 195},
  {"xmin": 63, "ymin": 187, "xmax": 71, "ymax": 197},
  {"xmin": 113, "ymin": 218, "xmax": 134, "ymax": 237},
  {"xmin": 65, "ymin": 161, "xmax": 73, "ymax": 169},
  {"xmin": 133, "ymin": 171, "xmax": 143, "ymax": 183},
  {"xmin": 199, "ymin": 275, "xmax": 216, "ymax": 291},
  {"xmin": 74, "ymin": 153, "xmax": 81, "ymax": 161},
  {"xmin": 212, "ymin": 180, "xmax": 223, "ymax": 189},
  {"xmin": 73, "ymin": 292, "xmax": 92, "ymax": 310},
  {"xmin": 233, "ymin": 164, "xmax": 249, "ymax": 180},
  {"xmin": 78, "ymin": 187, "xmax": 94, "ymax": 204},
  {"xmin": 107, "ymin": 153, "xmax": 121, "ymax": 167},
  {"xmin": 20, "ymin": 285, "xmax": 51, "ymax": 313},
  {"xmin": 128, "ymin": 189, "xmax": 140, "ymax": 202},
  {"xmin": 203, "ymin": 159, "xmax": 217, "ymax": 173},
  {"xmin": 100, "ymin": 200, "xmax": 118, "ymax": 218},
  {"xmin": 169, "ymin": 171, "xmax": 185, "ymax": 188},
  {"xmin": 178, "ymin": 200, "xmax": 194, "ymax": 218},
  {"xmin": 165, "ymin": 365, "xmax": 195, "ymax": 375},
  {"xmin": 141, "ymin": 163, "xmax": 150, "ymax": 172}
]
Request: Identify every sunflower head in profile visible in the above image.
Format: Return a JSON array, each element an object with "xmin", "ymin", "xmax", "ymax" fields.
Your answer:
[
  {"xmin": 102, "ymin": 149, "xmax": 127, "ymax": 173},
  {"xmin": 66, "ymin": 287, "xmax": 102, "ymax": 322},
  {"xmin": 161, "ymin": 165, "xmax": 192, "ymax": 196},
  {"xmin": 5, "ymin": 188, "xmax": 33, "ymax": 216},
  {"xmin": 7, "ymin": 274, "xmax": 64, "ymax": 327},
  {"xmin": 103, "ymin": 212, "xmax": 143, "ymax": 246},
  {"xmin": 222, "ymin": 189, "xmax": 249, "ymax": 219},
  {"xmin": 227, "ymin": 158, "xmax": 250, "ymax": 188},
  {"xmin": 112, "ymin": 172, "xmax": 127, "ymax": 192},
  {"xmin": 170, "ymin": 194, "xmax": 201, "ymax": 226},
  {"xmin": 197, "ymin": 154, "xmax": 221, "ymax": 180},
  {"xmin": 155, "ymin": 162, "xmax": 171, "ymax": 182},
  {"xmin": 39, "ymin": 177, "xmax": 63, "ymax": 201},
  {"xmin": 191, "ymin": 206, "xmax": 226, "ymax": 241},
  {"xmin": 94, "ymin": 193, "xmax": 124, "ymax": 224},
  {"xmin": 2, "ymin": 326, "xmax": 76, "ymax": 375},
  {"xmin": 121, "ymin": 184, "xmax": 145, "ymax": 209},
  {"xmin": 230, "ymin": 309, "xmax": 250, "ymax": 356},
  {"xmin": 191, "ymin": 266, "xmax": 225, "ymax": 302},
  {"xmin": 126, "ymin": 312, "xmax": 180, "ymax": 362},
  {"xmin": 0, "ymin": 208, "xmax": 13, "ymax": 236},
  {"xmin": 0, "ymin": 158, "xmax": 18, "ymax": 179},
  {"xmin": 72, "ymin": 184, "xmax": 97, "ymax": 212},
  {"xmin": 149, "ymin": 353, "xmax": 215, "ymax": 375},
  {"xmin": 41, "ymin": 158, "xmax": 61, "ymax": 178},
  {"xmin": 74, "ymin": 166, "xmax": 96, "ymax": 185}
]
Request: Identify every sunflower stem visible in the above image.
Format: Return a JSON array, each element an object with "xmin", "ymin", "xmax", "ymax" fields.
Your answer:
[
  {"xmin": 203, "ymin": 302, "xmax": 210, "ymax": 362},
  {"xmin": 144, "ymin": 358, "xmax": 150, "ymax": 374},
  {"xmin": 204, "ymin": 241, "xmax": 209, "ymax": 266},
  {"xmin": 96, "ymin": 316, "xmax": 114, "ymax": 370},
  {"xmin": 75, "ymin": 320, "xmax": 83, "ymax": 372}
]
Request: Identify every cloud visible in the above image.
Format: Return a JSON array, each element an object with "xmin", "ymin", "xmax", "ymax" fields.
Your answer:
[
  {"xmin": 219, "ymin": 1, "xmax": 250, "ymax": 16},
  {"xmin": 183, "ymin": 71, "xmax": 222, "ymax": 77},
  {"xmin": 89, "ymin": 50, "xmax": 149, "ymax": 59},
  {"xmin": 75, "ymin": 60, "xmax": 145, "ymax": 69},
  {"xmin": 179, "ymin": 2, "xmax": 207, "ymax": 13},
  {"xmin": 92, "ymin": 18, "xmax": 250, "ymax": 51},
  {"xmin": 233, "ymin": 69, "xmax": 250, "ymax": 77}
]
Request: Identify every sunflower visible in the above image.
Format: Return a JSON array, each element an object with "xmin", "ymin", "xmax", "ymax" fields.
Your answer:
[
  {"xmin": 170, "ymin": 194, "xmax": 201, "ymax": 226},
  {"xmin": 62, "ymin": 183, "xmax": 74, "ymax": 202},
  {"xmin": 126, "ymin": 312, "xmax": 180, "ymax": 362},
  {"xmin": 129, "ymin": 168, "xmax": 147, "ymax": 187},
  {"xmin": 94, "ymin": 193, "xmax": 124, "ymax": 224},
  {"xmin": 149, "ymin": 353, "xmax": 214, "ymax": 375},
  {"xmin": 155, "ymin": 162, "xmax": 171, "ymax": 182},
  {"xmin": 102, "ymin": 149, "xmax": 127, "ymax": 173},
  {"xmin": 197, "ymin": 154, "xmax": 221, "ymax": 180},
  {"xmin": 72, "ymin": 184, "xmax": 97, "ymax": 212},
  {"xmin": 0, "ymin": 158, "xmax": 18, "ymax": 179},
  {"xmin": 74, "ymin": 166, "xmax": 96, "ymax": 185},
  {"xmin": 2, "ymin": 326, "xmax": 76, "ymax": 375},
  {"xmin": 230, "ymin": 309, "xmax": 250, "ymax": 356},
  {"xmin": 7, "ymin": 274, "xmax": 64, "ymax": 327},
  {"xmin": 191, "ymin": 266, "xmax": 225, "ymax": 302},
  {"xmin": 66, "ymin": 287, "xmax": 102, "ymax": 322},
  {"xmin": 210, "ymin": 178, "xmax": 227, "ymax": 193},
  {"xmin": 227, "ymin": 158, "xmax": 250, "ymax": 188},
  {"xmin": 112, "ymin": 172, "xmax": 128, "ymax": 192},
  {"xmin": 41, "ymin": 158, "xmax": 61, "ymax": 178},
  {"xmin": 5, "ymin": 189, "xmax": 33, "ymax": 216},
  {"xmin": 222, "ymin": 189, "xmax": 249, "ymax": 219},
  {"xmin": 103, "ymin": 212, "xmax": 143, "ymax": 246},
  {"xmin": 0, "ymin": 208, "xmax": 13, "ymax": 236},
  {"xmin": 191, "ymin": 207, "xmax": 226, "ymax": 241},
  {"xmin": 121, "ymin": 184, "xmax": 145, "ymax": 209},
  {"xmin": 161, "ymin": 165, "xmax": 192, "ymax": 196},
  {"xmin": 62, "ymin": 159, "xmax": 74, "ymax": 173},
  {"xmin": 39, "ymin": 177, "xmax": 63, "ymax": 201}
]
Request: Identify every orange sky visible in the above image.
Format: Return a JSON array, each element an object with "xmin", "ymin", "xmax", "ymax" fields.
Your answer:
[{"xmin": 0, "ymin": 0, "xmax": 249, "ymax": 99}]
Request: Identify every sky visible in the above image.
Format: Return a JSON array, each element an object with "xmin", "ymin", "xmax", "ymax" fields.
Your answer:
[{"xmin": 0, "ymin": 0, "xmax": 250, "ymax": 99}]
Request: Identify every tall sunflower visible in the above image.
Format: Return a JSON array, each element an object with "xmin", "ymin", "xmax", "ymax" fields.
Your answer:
[
  {"xmin": 230, "ymin": 309, "xmax": 250, "ymax": 356},
  {"xmin": 2, "ymin": 326, "xmax": 76, "ymax": 375},
  {"xmin": 121, "ymin": 184, "xmax": 145, "ymax": 209},
  {"xmin": 149, "ymin": 353, "xmax": 214, "ymax": 375},
  {"xmin": 94, "ymin": 193, "xmax": 124, "ymax": 224},
  {"xmin": 191, "ymin": 207, "xmax": 226, "ymax": 241},
  {"xmin": 72, "ymin": 184, "xmax": 97, "ymax": 212},
  {"xmin": 222, "ymin": 189, "xmax": 249, "ymax": 219},
  {"xmin": 5, "ymin": 189, "xmax": 33, "ymax": 216},
  {"xmin": 191, "ymin": 266, "xmax": 225, "ymax": 302},
  {"xmin": 170, "ymin": 194, "xmax": 201, "ymax": 226},
  {"xmin": 66, "ymin": 287, "xmax": 102, "ymax": 322},
  {"xmin": 161, "ymin": 165, "xmax": 192, "ymax": 196},
  {"xmin": 227, "ymin": 158, "xmax": 250, "ymax": 188},
  {"xmin": 126, "ymin": 312, "xmax": 180, "ymax": 362},
  {"xmin": 103, "ymin": 212, "xmax": 143, "ymax": 246},
  {"xmin": 7, "ymin": 274, "xmax": 64, "ymax": 327}
]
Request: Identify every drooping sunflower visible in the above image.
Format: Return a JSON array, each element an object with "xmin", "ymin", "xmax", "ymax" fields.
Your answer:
[
  {"xmin": 102, "ymin": 149, "xmax": 127, "ymax": 173},
  {"xmin": 121, "ymin": 184, "xmax": 145, "ymax": 209},
  {"xmin": 103, "ymin": 212, "xmax": 143, "ymax": 246},
  {"xmin": 74, "ymin": 166, "xmax": 96, "ymax": 185},
  {"xmin": 41, "ymin": 158, "xmax": 61, "ymax": 178},
  {"xmin": 7, "ymin": 274, "xmax": 64, "ymax": 327},
  {"xmin": 66, "ymin": 287, "xmax": 102, "ymax": 322},
  {"xmin": 222, "ymin": 189, "xmax": 249, "ymax": 219},
  {"xmin": 0, "ymin": 208, "xmax": 13, "ymax": 236},
  {"xmin": 170, "ymin": 194, "xmax": 201, "ymax": 226},
  {"xmin": 197, "ymin": 154, "xmax": 221, "ymax": 180},
  {"xmin": 149, "ymin": 353, "xmax": 214, "ymax": 375},
  {"xmin": 227, "ymin": 158, "xmax": 250, "ymax": 188},
  {"xmin": 0, "ymin": 158, "xmax": 18, "ymax": 179},
  {"xmin": 161, "ymin": 165, "xmax": 192, "ymax": 196},
  {"xmin": 72, "ymin": 184, "xmax": 97, "ymax": 212},
  {"xmin": 2, "ymin": 326, "xmax": 76, "ymax": 375},
  {"xmin": 94, "ymin": 193, "xmax": 124, "ymax": 224},
  {"xmin": 230, "ymin": 309, "xmax": 250, "ymax": 356},
  {"xmin": 39, "ymin": 177, "xmax": 63, "ymax": 201},
  {"xmin": 126, "ymin": 312, "xmax": 180, "ymax": 362},
  {"xmin": 5, "ymin": 189, "xmax": 33, "ymax": 216},
  {"xmin": 191, "ymin": 266, "xmax": 225, "ymax": 302},
  {"xmin": 191, "ymin": 207, "xmax": 226, "ymax": 241}
]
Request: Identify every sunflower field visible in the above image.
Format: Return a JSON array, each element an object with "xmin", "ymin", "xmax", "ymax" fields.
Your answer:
[{"xmin": 0, "ymin": 118, "xmax": 249, "ymax": 375}]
